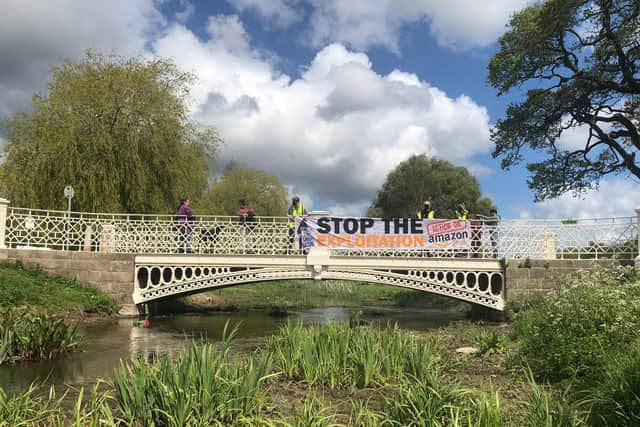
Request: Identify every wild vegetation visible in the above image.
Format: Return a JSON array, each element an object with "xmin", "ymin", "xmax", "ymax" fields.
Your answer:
[
  {"xmin": 0, "ymin": 262, "xmax": 117, "ymax": 365},
  {"xmin": 0, "ymin": 265, "xmax": 638, "ymax": 425},
  {"xmin": 0, "ymin": 309, "xmax": 79, "ymax": 365}
]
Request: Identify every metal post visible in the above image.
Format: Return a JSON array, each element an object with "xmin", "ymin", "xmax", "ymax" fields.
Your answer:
[
  {"xmin": 0, "ymin": 198, "xmax": 9, "ymax": 249},
  {"xmin": 64, "ymin": 186, "xmax": 74, "ymax": 251}
]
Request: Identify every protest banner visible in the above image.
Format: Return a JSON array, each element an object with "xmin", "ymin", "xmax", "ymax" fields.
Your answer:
[{"xmin": 295, "ymin": 216, "xmax": 470, "ymax": 250}]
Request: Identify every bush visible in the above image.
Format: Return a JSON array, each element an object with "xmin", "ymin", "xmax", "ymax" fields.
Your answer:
[{"xmin": 512, "ymin": 266, "xmax": 640, "ymax": 383}]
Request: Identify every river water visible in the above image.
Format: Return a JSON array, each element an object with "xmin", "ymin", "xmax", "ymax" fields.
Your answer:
[{"xmin": 0, "ymin": 307, "xmax": 466, "ymax": 394}]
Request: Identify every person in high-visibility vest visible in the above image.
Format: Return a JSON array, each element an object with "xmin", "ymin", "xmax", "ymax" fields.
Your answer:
[
  {"xmin": 417, "ymin": 200, "xmax": 435, "ymax": 219},
  {"xmin": 456, "ymin": 202, "xmax": 468, "ymax": 220},
  {"xmin": 287, "ymin": 196, "xmax": 307, "ymax": 248}
]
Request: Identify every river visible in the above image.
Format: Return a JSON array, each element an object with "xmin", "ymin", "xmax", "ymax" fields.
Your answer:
[{"xmin": 0, "ymin": 306, "xmax": 466, "ymax": 394}]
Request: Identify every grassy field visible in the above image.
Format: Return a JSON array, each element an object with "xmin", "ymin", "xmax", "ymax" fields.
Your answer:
[
  {"xmin": 0, "ymin": 262, "xmax": 119, "ymax": 316},
  {"xmin": 182, "ymin": 280, "xmax": 465, "ymax": 312}
]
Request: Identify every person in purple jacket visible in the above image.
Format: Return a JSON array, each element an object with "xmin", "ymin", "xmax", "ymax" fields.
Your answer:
[{"xmin": 176, "ymin": 198, "xmax": 195, "ymax": 253}]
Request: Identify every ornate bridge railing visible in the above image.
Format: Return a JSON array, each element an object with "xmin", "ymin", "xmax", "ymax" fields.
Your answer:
[{"xmin": 1, "ymin": 203, "xmax": 639, "ymax": 260}]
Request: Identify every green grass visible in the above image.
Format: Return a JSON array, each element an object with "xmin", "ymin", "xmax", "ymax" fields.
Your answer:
[
  {"xmin": 0, "ymin": 262, "xmax": 119, "ymax": 315},
  {"xmin": 210, "ymin": 279, "xmax": 460, "ymax": 311}
]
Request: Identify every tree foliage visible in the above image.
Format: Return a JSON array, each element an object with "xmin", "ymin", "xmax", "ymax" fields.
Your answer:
[
  {"xmin": 489, "ymin": 0, "xmax": 639, "ymax": 200},
  {"xmin": 0, "ymin": 51, "xmax": 222, "ymax": 212},
  {"xmin": 367, "ymin": 155, "xmax": 494, "ymax": 218},
  {"xmin": 198, "ymin": 166, "xmax": 288, "ymax": 216}
]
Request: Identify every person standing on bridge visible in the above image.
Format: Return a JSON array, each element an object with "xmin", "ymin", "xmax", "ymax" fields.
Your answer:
[
  {"xmin": 287, "ymin": 196, "xmax": 307, "ymax": 250},
  {"xmin": 417, "ymin": 200, "xmax": 435, "ymax": 220},
  {"xmin": 176, "ymin": 198, "xmax": 195, "ymax": 253},
  {"xmin": 456, "ymin": 203, "xmax": 469, "ymax": 220},
  {"xmin": 238, "ymin": 199, "xmax": 256, "ymax": 228},
  {"xmin": 238, "ymin": 198, "xmax": 256, "ymax": 253}
]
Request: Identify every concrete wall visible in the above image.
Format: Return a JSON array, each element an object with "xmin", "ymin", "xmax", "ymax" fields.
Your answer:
[
  {"xmin": 505, "ymin": 258, "xmax": 629, "ymax": 304},
  {"xmin": 0, "ymin": 249, "xmax": 135, "ymax": 308}
]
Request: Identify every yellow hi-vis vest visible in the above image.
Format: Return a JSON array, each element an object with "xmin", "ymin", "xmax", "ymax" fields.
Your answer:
[
  {"xmin": 289, "ymin": 204, "xmax": 304, "ymax": 228},
  {"xmin": 457, "ymin": 209, "xmax": 468, "ymax": 220},
  {"xmin": 417, "ymin": 210, "xmax": 435, "ymax": 219}
]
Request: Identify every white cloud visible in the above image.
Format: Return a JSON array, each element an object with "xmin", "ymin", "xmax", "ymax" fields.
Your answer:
[
  {"xmin": 524, "ymin": 179, "xmax": 640, "ymax": 219},
  {"xmin": 467, "ymin": 164, "xmax": 494, "ymax": 178},
  {"xmin": 207, "ymin": 15, "xmax": 251, "ymax": 52},
  {"xmin": 305, "ymin": 0, "xmax": 530, "ymax": 53},
  {"xmin": 154, "ymin": 26, "xmax": 494, "ymax": 212},
  {"xmin": 0, "ymin": 0, "xmax": 164, "ymax": 116},
  {"xmin": 227, "ymin": 0, "xmax": 302, "ymax": 28},
  {"xmin": 556, "ymin": 123, "xmax": 591, "ymax": 151}
]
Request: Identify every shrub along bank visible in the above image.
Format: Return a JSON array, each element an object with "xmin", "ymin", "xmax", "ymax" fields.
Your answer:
[{"xmin": 0, "ymin": 261, "xmax": 118, "ymax": 365}]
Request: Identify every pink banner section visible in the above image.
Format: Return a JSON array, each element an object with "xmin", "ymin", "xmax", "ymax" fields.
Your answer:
[{"xmin": 295, "ymin": 217, "xmax": 470, "ymax": 250}]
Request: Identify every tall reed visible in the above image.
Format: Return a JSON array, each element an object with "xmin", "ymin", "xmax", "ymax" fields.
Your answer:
[
  {"xmin": 110, "ymin": 322, "xmax": 275, "ymax": 426},
  {"xmin": 521, "ymin": 369, "xmax": 586, "ymax": 427},
  {"xmin": 582, "ymin": 339, "xmax": 640, "ymax": 426},
  {"xmin": 265, "ymin": 321, "xmax": 444, "ymax": 389},
  {"xmin": 0, "ymin": 383, "xmax": 65, "ymax": 427},
  {"xmin": 0, "ymin": 308, "xmax": 79, "ymax": 364}
]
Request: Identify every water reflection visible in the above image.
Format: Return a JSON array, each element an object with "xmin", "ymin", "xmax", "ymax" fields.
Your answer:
[{"xmin": 0, "ymin": 307, "xmax": 465, "ymax": 394}]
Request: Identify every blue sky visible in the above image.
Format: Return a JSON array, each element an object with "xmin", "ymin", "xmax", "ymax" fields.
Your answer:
[{"xmin": 1, "ymin": 0, "xmax": 638, "ymax": 219}]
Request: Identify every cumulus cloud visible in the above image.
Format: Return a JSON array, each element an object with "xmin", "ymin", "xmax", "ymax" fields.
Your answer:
[
  {"xmin": 154, "ymin": 24, "xmax": 493, "ymax": 214},
  {"xmin": 227, "ymin": 0, "xmax": 302, "ymax": 28},
  {"xmin": 207, "ymin": 14, "xmax": 251, "ymax": 51},
  {"xmin": 0, "ymin": 0, "xmax": 164, "ymax": 116},
  {"xmin": 523, "ymin": 179, "xmax": 640, "ymax": 219},
  {"xmin": 0, "ymin": 3, "xmax": 498, "ymax": 215},
  {"xmin": 175, "ymin": 0, "xmax": 195, "ymax": 24},
  {"xmin": 305, "ymin": 0, "xmax": 530, "ymax": 53}
]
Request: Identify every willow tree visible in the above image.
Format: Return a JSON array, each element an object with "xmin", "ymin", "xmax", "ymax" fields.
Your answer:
[
  {"xmin": 367, "ymin": 155, "xmax": 494, "ymax": 218},
  {"xmin": 198, "ymin": 166, "xmax": 288, "ymax": 216},
  {"xmin": 0, "ymin": 51, "xmax": 222, "ymax": 212}
]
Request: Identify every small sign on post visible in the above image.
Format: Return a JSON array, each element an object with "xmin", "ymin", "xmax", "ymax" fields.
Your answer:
[
  {"xmin": 64, "ymin": 185, "xmax": 74, "ymax": 212},
  {"xmin": 63, "ymin": 186, "xmax": 74, "ymax": 251}
]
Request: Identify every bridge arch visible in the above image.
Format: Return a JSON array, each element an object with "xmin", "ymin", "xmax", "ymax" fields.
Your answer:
[{"xmin": 133, "ymin": 254, "xmax": 505, "ymax": 310}]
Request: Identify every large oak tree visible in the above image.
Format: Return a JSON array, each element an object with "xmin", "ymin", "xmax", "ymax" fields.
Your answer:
[
  {"xmin": 367, "ymin": 155, "xmax": 494, "ymax": 219},
  {"xmin": 489, "ymin": 0, "xmax": 639, "ymax": 200},
  {"xmin": 1, "ymin": 51, "xmax": 221, "ymax": 212}
]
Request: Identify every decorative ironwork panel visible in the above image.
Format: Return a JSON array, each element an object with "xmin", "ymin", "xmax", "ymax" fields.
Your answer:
[
  {"xmin": 5, "ymin": 207, "xmax": 638, "ymax": 260},
  {"xmin": 132, "ymin": 261, "xmax": 504, "ymax": 310}
]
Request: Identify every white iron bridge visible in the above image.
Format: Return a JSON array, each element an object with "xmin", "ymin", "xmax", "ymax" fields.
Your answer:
[{"xmin": 1, "ymin": 201, "xmax": 638, "ymax": 311}]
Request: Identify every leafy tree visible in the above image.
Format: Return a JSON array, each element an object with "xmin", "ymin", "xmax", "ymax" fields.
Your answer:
[
  {"xmin": 198, "ymin": 166, "xmax": 288, "ymax": 216},
  {"xmin": 489, "ymin": 0, "xmax": 639, "ymax": 201},
  {"xmin": 0, "ymin": 51, "xmax": 221, "ymax": 212},
  {"xmin": 367, "ymin": 155, "xmax": 494, "ymax": 218}
]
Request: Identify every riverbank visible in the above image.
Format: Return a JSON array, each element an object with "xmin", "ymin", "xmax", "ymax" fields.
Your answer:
[
  {"xmin": 0, "ymin": 262, "xmax": 119, "ymax": 318},
  {"xmin": 3, "ymin": 262, "xmax": 640, "ymax": 426},
  {"xmin": 0, "ymin": 320, "xmax": 590, "ymax": 426}
]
